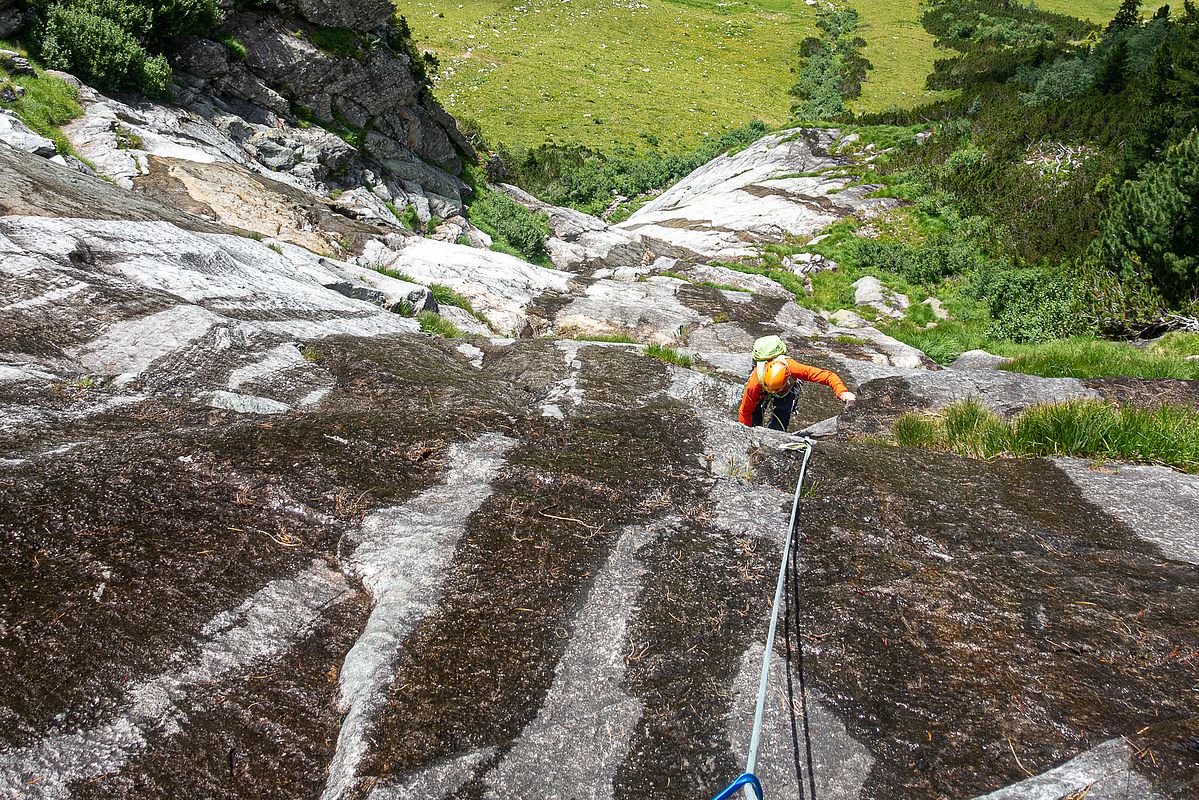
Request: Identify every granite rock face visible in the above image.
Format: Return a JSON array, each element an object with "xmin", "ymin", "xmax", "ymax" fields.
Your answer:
[
  {"xmin": 618, "ymin": 128, "xmax": 900, "ymax": 260},
  {"xmin": 1, "ymin": 112, "xmax": 1196, "ymax": 800}
]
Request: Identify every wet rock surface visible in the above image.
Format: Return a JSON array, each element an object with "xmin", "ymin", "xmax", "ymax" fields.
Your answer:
[{"xmin": 1, "ymin": 114, "xmax": 1196, "ymax": 800}]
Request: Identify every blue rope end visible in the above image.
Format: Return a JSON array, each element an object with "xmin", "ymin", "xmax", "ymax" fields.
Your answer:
[{"xmin": 711, "ymin": 772, "xmax": 763, "ymax": 800}]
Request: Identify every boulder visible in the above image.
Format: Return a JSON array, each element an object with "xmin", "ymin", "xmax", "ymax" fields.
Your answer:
[
  {"xmin": 360, "ymin": 236, "xmax": 573, "ymax": 336},
  {"xmin": 949, "ymin": 349, "xmax": 1012, "ymax": 370},
  {"xmin": 0, "ymin": 48, "xmax": 32, "ymax": 75},
  {"xmin": 922, "ymin": 296, "xmax": 950, "ymax": 320},
  {"xmin": 0, "ymin": 111, "xmax": 56, "ymax": 157},
  {"xmin": 852, "ymin": 275, "xmax": 908, "ymax": 319},
  {"xmin": 554, "ymin": 277, "xmax": 710, "ymax": 345},
  {"xmin": 0, "ymin": 81, "xmax": 22, "ymax": 102},
  {"xmin": 284, "ymin": 0, "xmax": 393, "ymax": 31},
  {"xmin": 784, "ymin": 251, "xmax": 838, "ymax": 275}
]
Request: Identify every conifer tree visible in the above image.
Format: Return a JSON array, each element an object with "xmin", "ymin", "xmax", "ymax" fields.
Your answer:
[
  {"xmin": 1108, "ymin": 0, "xmax": 1143, "ymax": 32},
  {"xmin": 1091, "ymin": 129, "xmax": 1199, "ymax": 324}
]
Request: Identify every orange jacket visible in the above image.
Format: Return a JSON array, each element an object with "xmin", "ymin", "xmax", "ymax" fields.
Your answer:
[{"xmin": 738, "ymin": 357, "xmax": 849, "ymax": 426}]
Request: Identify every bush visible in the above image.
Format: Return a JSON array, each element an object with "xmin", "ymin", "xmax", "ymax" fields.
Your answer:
[
  {"xmin": 39, "ymin": 5, "xmax": 146, "ymax": 91},
  {"xmin": 1080, "ymin": 128, "xmax": 1199, "ymax": 331},
  {"xmin": 468, "ymin": 189, "xmax": 552, "ymax": 264},
  {"xmin": 31, "ymin": 0, "xmax": 221, "ymax": 95}
]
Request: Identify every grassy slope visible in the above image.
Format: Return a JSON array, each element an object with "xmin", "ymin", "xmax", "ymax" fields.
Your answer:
[
  {"xmin": 409, "ymin": 0, "xmax": 816, "ymax": 149},
  {"xmin": 409, "ymin": 0, "xmax": 1122, "ymax": 150}
]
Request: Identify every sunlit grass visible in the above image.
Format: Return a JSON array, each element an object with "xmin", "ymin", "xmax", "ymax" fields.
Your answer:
[{"xmin": 893, "ymin": 398, "xmax": 1199, "ymax": 473}]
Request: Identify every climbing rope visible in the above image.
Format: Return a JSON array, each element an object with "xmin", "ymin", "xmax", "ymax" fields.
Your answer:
[{"xmin": 713, "ymin": 437, "xmax": 816, "ymax": 800}]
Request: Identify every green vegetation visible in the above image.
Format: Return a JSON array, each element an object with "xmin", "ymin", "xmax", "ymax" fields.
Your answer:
[
  {"xmin": 791, "ymin": 6, "xmax": 871, "ymax": 120},
  {"xmin": 428, "ymin": 283, "xmax": 487, "ymax": 324},
  {"xmin": 368, "ymin": 263, "xmax": 415, "ymax": 282},
  {"xmin": 572, "ymin": 332, "xmax": 639, "ymax": 344},
  {"xmin": 493, "ymin": 121, "xmax": 769, "ymax": 217},
  {"xmin": 306, "ymin": 25, "xmax": 363, "ymax": 59},
  {"xmin": 300, "ymin": 345, "xmax": 321, "ymax": 362},
  {"xmin": 466, "ymin": 186, "xmax": 552, "ymax": 264},
  {"xmin": 644, "ymin": 343, "xmax": 692, "ymax": 368},
  {"xmin": 1150, "ymin": 331, "xmax": 1199, "ymax": 357},
  {"xmin": 0, "ymin": 44, "xmax": 83, "ymax": 154},
  {"xmin": 416, "ymin": 311, "xmax": 467, "ymax": 338},
  {"xmin": 217, "ymin": 33, "xmax": 248, "ymax": 61},
  {"xmin": 26, "ymin": 0, "xmax": 222, "ymax": 96},
  {"xmin": 408, "ymin": 0, "xmax": 815, "ymax": 151},
  {"xmin": 892, "ymin": 398, "xmax": 1199, "ymax": 473},
  {"xmin": 1002, "ymin": 337, "xmax": 1199, "ymax": 381}
]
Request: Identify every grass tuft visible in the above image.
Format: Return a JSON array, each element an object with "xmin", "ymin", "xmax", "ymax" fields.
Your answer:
[
  {"xmin": 892, "ymin": 398, "xmax": 1199, "ymax": 473},
  {"xmin": 645, "ymin": 343, "xmax": 692, "ymax": 368},
  {"xmin": 1002, "ymin": 337, "xmax": 1199, "ymax": 381},
  {"xmin": 416, "ymin": 311, "xmax": 466, "ymax": 338}
]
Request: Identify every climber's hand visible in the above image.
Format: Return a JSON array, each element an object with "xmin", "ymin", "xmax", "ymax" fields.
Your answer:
[{"xmin": 840, "ymin": 392, "xmax": 857, "ymax": 404}]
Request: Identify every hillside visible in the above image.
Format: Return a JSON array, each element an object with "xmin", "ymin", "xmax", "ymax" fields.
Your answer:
[
  {"xmin": 411, "ymin": 0, "xmax": 1123, "ymax": 148},
  {"xmin": 0, "ymin": 0, "xmax": 1196, "ymax": 797}
]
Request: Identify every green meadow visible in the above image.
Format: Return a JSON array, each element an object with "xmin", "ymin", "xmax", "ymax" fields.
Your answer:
[{"xmin": 406, "ymin": 0, "xmax": 1123, "ymax": 150}]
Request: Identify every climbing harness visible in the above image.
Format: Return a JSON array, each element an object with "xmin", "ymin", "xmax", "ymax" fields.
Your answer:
[{"xmin": 712, "ymin": 437, "xmax": 817, "ymax": 800}]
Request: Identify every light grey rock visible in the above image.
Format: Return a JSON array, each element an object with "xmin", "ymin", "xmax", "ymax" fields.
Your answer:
[
  {"xmin": 923, "ymin": 295, "xmax": 949, "ymax": 320},
  {"xmin": 828, "ymin": 309, "xmax": 868, "ymax": 329},
  {"xmin": 0, "ymin": 49, "xmax": 32, "ymax": 75},
  {"xmin": 862, "ymin": 368, "xmax": 1100, "ymax": 418},
  {"xmin": 797, "ymin": 414, "xmax": 840, "ymax": 439},
  {"xmin": 852, "ymin": 275, "xmax": 908, "ymax": 318},
  {"xmin": 1055, "ymin": 458, "xmax": 1199, "ymax": 565},
  {"xmin": 0, "ymin": 560, "xmax": 350, "ymax": 799},
  {"xmin": 47, "ymin": 154, "xmax": 95, "ymax": 176},
  {"xmin": 0, "ymin": 110, "xmax": 56, "ymax": 157},
  {"xmin": 619, "ymin": 127, "xmax": 899, "ymax": 260},
  {"xmin": 438, "ymin": 306, "xmax": 492, "ymax": 336},
  {"xmin": 203, "ymin": 389, "xmax": 292, "ymax": 414},
  {"xmin": 970, "ymin": 738, "xmax": 1162, "ymax": 800},
  {"xmin": 320, "ymin": 435, "xmax": 515, "ymax": 800},
  {"xmin": 555, "ymin": 276, "xmax": 710, "ymax": 345},
  {"xmin": 784, "ymin": 251, "xmax": 838, "ymax": 275},
  {"xmin": 680, "ymin": 263, "xmax": 793, "ymax": 298},
  {"xmin": 949, "ymin": 349, "xmax": 1012, "ymax": 370},
  {"xmin": 483, "ymin": 524, "xmax": 649, "ymax": 799},
  {"xmin": 361, "ymin": 237, "xmax": 573, "ymax": 336}
]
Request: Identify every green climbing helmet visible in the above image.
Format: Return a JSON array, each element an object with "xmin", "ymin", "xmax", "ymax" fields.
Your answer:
[{"xmin": 752, "ymin": 335, "xmax": 787, "ymax": 362}]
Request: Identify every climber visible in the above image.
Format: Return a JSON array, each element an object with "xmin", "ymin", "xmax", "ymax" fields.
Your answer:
[{"xmin": 738, "ymin": 335, "xmax": 856, "ymax": 430}]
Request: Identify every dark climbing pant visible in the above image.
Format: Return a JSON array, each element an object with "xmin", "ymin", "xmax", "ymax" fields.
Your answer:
[{"xmin": 753, "ymin": 392, "xmax": 796, "ymax": 431}]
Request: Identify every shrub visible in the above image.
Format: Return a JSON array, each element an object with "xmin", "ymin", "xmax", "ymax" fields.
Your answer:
[
  {"xmin": 39, "ymin": 5, "xmax": 147, "ymax": 92},
  {"xmin": 1080, "ymin": 128, "xmax": 1199, "ymax": 332},
  {"xmin": 30, "ymin": 0, "xmax": 220, "ymax": 95},
  {"xmin": 468, "ymin": 189, "xmax": 552, "ymax": 264}
]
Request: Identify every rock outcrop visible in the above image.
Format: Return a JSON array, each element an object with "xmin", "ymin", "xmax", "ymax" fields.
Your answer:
[
  {"xmin": 1, "ymin": 70, "xmax": 1196, "ymax": 800},
  {"xmin": 617, "ymin": 128, "xmax": 900, "ymax": 261}
]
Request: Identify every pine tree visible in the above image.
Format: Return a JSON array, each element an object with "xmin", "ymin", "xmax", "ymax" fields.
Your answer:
[
  {"xmin": 1108, "ymin": 0, "xmax": 1143, "ymax": 32},
  {"xmin": 1096, "ymin": 39, "xmax": 1131, "ymax": 92},
  {"xmin": 1094, "ymin": 128, "xmax": 1199, "ymax": 319}
]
